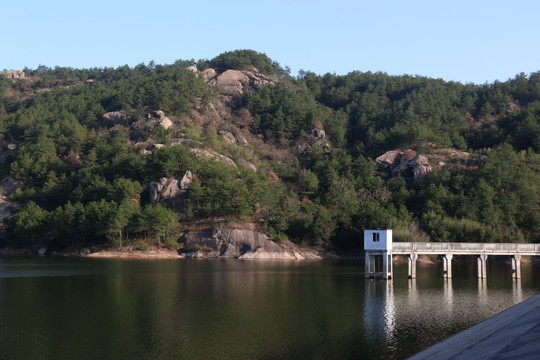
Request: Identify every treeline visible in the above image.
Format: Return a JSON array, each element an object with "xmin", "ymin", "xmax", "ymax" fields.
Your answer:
[{"xmin": 1, "ymin": 50, "xmax": 540, "ymax": 252}]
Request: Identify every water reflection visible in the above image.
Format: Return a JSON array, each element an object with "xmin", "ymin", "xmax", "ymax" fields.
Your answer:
[
  {"xmin": 0, "ymin": 258, "xmax": 538, "ymax": 360},
  {"xmin": 362, "ymin": 262, "xmax": 534, "ymax": 359},
  {"xmin": 513, "ymin": 279, "xmax": 523, "ymax": 303},
  {"xmin": 478, "ymin": 278, "xmax": 488, "ymax": 306},
  {"xmin": 443, "ymin": 279, "xmax": 453, "ymax": 312}
]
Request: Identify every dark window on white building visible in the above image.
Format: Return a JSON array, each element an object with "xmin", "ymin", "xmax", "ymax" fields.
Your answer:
[{"xmin": 373, "ymin": 233, "xmax": 380, "ymax": 242}]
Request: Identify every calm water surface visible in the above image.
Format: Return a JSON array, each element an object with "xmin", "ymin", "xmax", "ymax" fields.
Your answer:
[{"xmin": 0, "ymin": 257, "xmax": 539, "ymax": 360}]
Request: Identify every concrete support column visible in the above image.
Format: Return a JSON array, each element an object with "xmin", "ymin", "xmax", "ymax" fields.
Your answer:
[
  {"xmin": 365, "ymin": 252, "xmax": 371, "ymax": 278},
  {"xmin": 477, "ymin": 254, "xmax": 488, "ymax": 279},
  {"xmin": 511, "ymin": 254, "xmax": 522, "ymax": 279},
  {"xmin": 408, "ymin": 253, "xmax": 418, "ymax": 278},
  {"xmin": 382, "ymin": 252, "xmax": 392, "ymax": 280},
  {"xmin": 443, "ymin": 254, "xmax": 453, "ymax": 279},
  {"xmin": 388, "ymin": 253, "xmax": 393, "ymax": 279}
]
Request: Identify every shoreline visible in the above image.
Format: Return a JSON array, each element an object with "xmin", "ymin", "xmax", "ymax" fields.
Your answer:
[{"xmin": 1, "ymin": 246, "xmax": 539, "ymax": 262}]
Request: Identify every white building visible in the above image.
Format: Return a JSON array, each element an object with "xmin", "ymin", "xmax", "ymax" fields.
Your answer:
[{"xmin": 364, "ymin": 229, "xmax": 393, "ymax": 279}]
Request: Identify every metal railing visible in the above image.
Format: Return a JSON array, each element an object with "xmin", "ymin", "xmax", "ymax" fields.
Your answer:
[{"xmin": 392, "ymin": 242, "xmax": 540, "ymax": 255}]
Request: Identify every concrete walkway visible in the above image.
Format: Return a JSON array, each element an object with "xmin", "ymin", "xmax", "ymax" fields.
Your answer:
[{"xmin": 409, "ymin": 293, "xmax": 540, "ymax": 359}]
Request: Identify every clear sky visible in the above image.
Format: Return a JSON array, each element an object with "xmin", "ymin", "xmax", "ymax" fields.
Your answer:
[{"xmin": 2, "ymin": 0, "xmax": 539, "ymax": 84}]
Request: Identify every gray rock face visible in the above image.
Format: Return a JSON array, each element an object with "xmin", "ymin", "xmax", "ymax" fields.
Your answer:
[
  {"xmin": 181, "ymin": 228, "xmax": 321, "ymax": 260},
  {"xmin": 2, "ymin": 70, "xmax": 25, "ymax": 80},
  {"xmin": 158, "ymin": 117, "xmax": 173, "ymax": 130},
  {"xmin": 238, "ymin": 159, "xmax": 257, "ymax": 172},
  {"xmin": 236, "ymin": 133, "xmax": 248, "ymax": 145},
  {"xmin": 150, "ymin": 177, "xmax": 182, "ymax": 204},
  {"xmin": 210, "ymin": 70, "xmax": 249, "ymax": 96},
  {"xmin": 201, "ymin": 68, "xmax": 216, "ymax": 80},
  {"xmin": 179, "ymin": 171, "xmax": 192, "ymax": 190},
  {"xmin": 191, "ymin": 148, "xmax": 237, "ymax": 168},
  {"xmin": 312, "ymin": 129, "xmax": 326, "ymax": 138},
  {"xmin": 376, "ymin": 149, "xmax": 432, "ymax": 182},
  {"xmin": 0, "ymin": 195, "xmax": 21, "ymax": 222},
  {"xmin": 208, "ymin": 70, "xmax": 274, "ymax": 96},
  {"xmin": 307, "ymin": 128, "xmax": 331, "ymax": 153},
  {"xmin": 149, "ymin": 171, "xmax": 192, "ymax": 204},
  {"xmin": 0, "ymin": 176, "xmax": 24, "ymax": 195},
  {"xmin": 219, "ymin": 131, "xmax": 236, "ymax": 144},
  {"xmin": 153, "ymin": 110, "xmax": 165, "ymax": 119},
  {"xmin": 146, "ymin": 110, "xmax": 172, "ymax": 129},
  {"xmin": 101, "ymin": 111, "xmax": 126, "ymax": 126}
]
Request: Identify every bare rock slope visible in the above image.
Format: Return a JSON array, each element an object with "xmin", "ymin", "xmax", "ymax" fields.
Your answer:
[{"xmin": 181, "ymin": 228, "xmax": 321, "ymax": 260}]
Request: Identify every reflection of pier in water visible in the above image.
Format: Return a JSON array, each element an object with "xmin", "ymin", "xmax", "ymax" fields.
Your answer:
[
  {"xmin": 364, "ymin": 229, "xmax": 540, "ymax": 280},
  {"xmin": 363, "ymin": 275, "xmax": 526, "ymax": 349}
]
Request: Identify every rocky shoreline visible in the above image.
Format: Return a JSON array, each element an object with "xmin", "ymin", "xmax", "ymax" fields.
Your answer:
[{"xmin": 0, "ymin": 227, "xmax": 325, "ymax": 260}]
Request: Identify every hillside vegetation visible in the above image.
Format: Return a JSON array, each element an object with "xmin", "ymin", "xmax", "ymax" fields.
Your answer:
[{"xmin": 1, "ymin": 50, "xmax": 540, "ymax": 253}]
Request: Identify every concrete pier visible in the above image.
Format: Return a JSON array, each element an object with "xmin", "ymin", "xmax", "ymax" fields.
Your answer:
[
  {"xmin": 409, "ymin": 293, "xmax": 540, "ymax": 359},
  {"xmin": 477, "ymin": 254, "xmax": 488, "ymax": 279},
  {"xmin": 393, "ymin": 242, "xmax": 540, "ymax": 279},
  {"xmin": 364, "ymin": 230, "xmax": 540, "ymax": 280},
  {"xmin": 511, "ymin": 254, "xmax": 521, "ymax": 279},
  {"xmin": 408, "ymin": 253, "xmax": 418, "ymax": 278},
  {"xmin": 442, "ymin": 254, "xmax": 453, "ymax": 279}
]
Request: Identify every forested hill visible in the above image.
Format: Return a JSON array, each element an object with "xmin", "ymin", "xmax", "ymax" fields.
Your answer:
[{"xmin": 1, "ymin": 49, "xmax": 540, "ymax": 253}]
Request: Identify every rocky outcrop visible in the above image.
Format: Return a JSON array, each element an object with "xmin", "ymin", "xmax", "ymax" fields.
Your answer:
[
  {"xmin": 181, "ymin": 228, "xmax": 321, "ymax": 259},
  {"xmin": 0, "ymin": 196, "xmax": 21, "ymax": 222},
  {"xmin": 0, "ymin": 176, "xmax": 24, "ymax": 195},
  {"xmin": 219, "ymin": 130, "xmax": 236, "ymax": 144},
  {"xmin": 149, "ymin": 171, "xmax": 192, "ymax": 204},
  {"xmin": 2, "ymin": 70, "xmax": 25, "ymax": 80},
  {"xmin": 312, "ymin": 129, "xmax": 326, "ymax": 138},
  {"xmin": 208, "ymin": 70, "xmax": 274, "ymax": 97},
  {"xmin": 238, "ymin": 159, "xmax": 257, "ymax": 172},
  {"xmin": 236, "ymin": 133, "xmax": 248, "ymax": 145},
  {"xmin": 101, "ymin": 111, "xmax": 126, "ymax": 126},
  {"xmin": 376, "ymin": 149, "xmax": 432, "ymax": 182},
  {"xmin": 170, "ymin": 138, "xmax": 201, "ymax": 148},
  {"xmin": 201, "ymin": 68, "xmax": 216, "ymax": 80},
  {"xmin": 191, "ymin": 148, "xmax": 236, "ymax": 167},
  {"xmin": 148, "ymin": 110, "xmax": 165, "ymax": 119},
  {"xmin": 179, "ymin": 171, "xmax": 193, "ymax": 190},
  {"xmin": 158, "ymin": 117, "xmax": 173, "ymax": 130},
  {"xmin": 190, "ymin": 102, "xmax": 224, "ymax": 128},
  {"xmin": 147, "ymin": 110, "xmax": 173, "ymax": 130}
]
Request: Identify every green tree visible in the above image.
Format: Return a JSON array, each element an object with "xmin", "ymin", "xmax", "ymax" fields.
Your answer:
[
  {"xmin": 8, "ymin": 201, "xmax": 48, "ymax": 247},
  {"xmin": 139, "ymin": 204, "xmax": 180, "ymax": 248}
]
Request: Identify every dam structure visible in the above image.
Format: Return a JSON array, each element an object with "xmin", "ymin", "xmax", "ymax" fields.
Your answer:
[{"xmin": 364, "ymin": 229, "xmax": 540, "ymax": 280}]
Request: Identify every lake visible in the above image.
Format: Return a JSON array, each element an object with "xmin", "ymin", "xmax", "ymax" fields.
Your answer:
[{"xmin": 0, "ymin": 257, "xmax": 539, "ymax": 360}]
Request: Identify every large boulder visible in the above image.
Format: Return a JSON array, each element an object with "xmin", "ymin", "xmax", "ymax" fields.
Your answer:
[
  {"xmin": 149, "ymin": 110, "xmax": 165, "ymax": 119},
  {"xmin": 146, "ymin": 110, "xmax": 173, "ymax": 129},
  {"xmin": 209, "ymin": 70, "xmax": 250, "ymax": 96},
  {"xmin": 201, "ymin": 68, "xmax": 217, "ymax": 80},
  {"xmin": 149, "ymin": 171, "xmax": 193, "ymax": 204},
  {"xmin": 219, "ymin": 130, "xmax": 236, "ymax": 144},
  {"xmin": 2, "ymin": 70, "xmax": 25, "ymax": 80},
  {"xmin": 376, "ymin": 149, "xmax": 432, "ymax": 182},
  {"xmin": 208, "ymin": 70, "xmax": 274, "ymax": 97},
  {"xmin": 179, "ymin": 171, "xmax": 192, "ymax": 190},
  {"xmin": 150, "ymin": 177, "xmax": 183, "ymax": 204},
  {"xmin": 180, "ymin": 228, "xmax": 321, "ymax": 259},
  {"xmin": 101, "ymin": 111, "xmax": 126, "ymax": 126},
  {"xmin": 158, "ymin": 117, "xmax": 173, "ymax": 130},
  {"xmin": 191, "ymin": 148, "xmax": 236, "ymax": 168}
]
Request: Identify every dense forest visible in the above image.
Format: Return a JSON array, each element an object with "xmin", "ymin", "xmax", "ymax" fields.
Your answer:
[{"xmin": 1, "ymin": 49, "xmax": 540, "ymax": 253}]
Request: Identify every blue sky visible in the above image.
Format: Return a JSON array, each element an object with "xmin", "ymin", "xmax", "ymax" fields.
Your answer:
[{"xmin": 2, "ymin": 0, "xmax": 539, "ymax": 84}]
